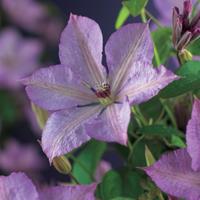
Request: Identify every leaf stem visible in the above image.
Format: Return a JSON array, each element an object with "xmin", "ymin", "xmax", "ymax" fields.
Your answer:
[{"xmin": 145, "ymin": 9, "xmax": 163, "ymax": 28}]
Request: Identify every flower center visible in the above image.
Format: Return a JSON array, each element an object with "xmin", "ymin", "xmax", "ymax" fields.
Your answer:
[{"xmin": 95, "ymin": 83, "xmax": 113, "ymax": 106}]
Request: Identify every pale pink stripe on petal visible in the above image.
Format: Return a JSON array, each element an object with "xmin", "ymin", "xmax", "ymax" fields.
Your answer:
[
  {"xmin": 117, "ymin": 62, "xmax": 179, "ymax": 105},
  {"xmin": 42, "ymin": 105, "xmax": 102, "ymax": 162},
  {"xmin": 59, "ymin": 14, "xmax": 106, "ymax": 85},
  {"xmin": 22, "ymin": 65, "xmax": 96, "ymax": 111}
]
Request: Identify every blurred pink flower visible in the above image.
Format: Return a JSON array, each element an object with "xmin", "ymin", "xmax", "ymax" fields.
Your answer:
[
  {"xmin": 0, "ymin": 139, "xmax": 45, "ymax": 173},
  {"xmin": 0, "ymin": 172, "xmax": 97, "ymax": 200},
  {"xmin": 0, "ymin": 28, "xmax": 43, "ymax": 89},
  {"xmin": 1, "ymin": 0, "xmax": 63, "ymax": 44},
  {"xmin": 95, "ymin": 160, "xmax": 111, "ymax": 182}
]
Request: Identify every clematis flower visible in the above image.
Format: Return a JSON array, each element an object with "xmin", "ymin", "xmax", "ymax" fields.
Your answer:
[
  {"xmin": 0, "ymin": 172, "xmax": 97, "ymax": 200},
  {"xmin": 1, "ymin": 0, "xmax": 63, "ymax": 44},
  {"xmin": 22, "ymin": 14, "xmax": 178, "ymax": 162},
  {"xmin": 0, "ymin": 28, "xmax": 42, "ymax": 89},
  {"xmin": 144, "ymin": 99, "xmax": 200, "ymax": 200},
  {"xmin": 0, "ymin": 139, "xmax": 45, "ymax": 173}
]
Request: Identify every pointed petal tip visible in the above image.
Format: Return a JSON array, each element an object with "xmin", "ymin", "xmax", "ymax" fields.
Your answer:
[{"xmin": 69, "ymin": 13, "xmax": 78, "ymax": 21}]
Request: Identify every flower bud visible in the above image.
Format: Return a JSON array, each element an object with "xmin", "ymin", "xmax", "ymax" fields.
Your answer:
[
  {"xmin": 52, "ymin": 155, "xmax": 72, "ymax": 174},
  {"xmin": 31, "ymin": 103, "xmax": 49, "ymax": 129},
  {"xmin": 178, "ymin": 49, "xmax": 193, "ymax": 64}
]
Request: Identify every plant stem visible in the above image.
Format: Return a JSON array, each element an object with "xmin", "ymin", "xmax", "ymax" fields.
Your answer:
[
  {"xmin": 128, "ymin": 135, "xmax": 144, "ymax": 162},
  {"xmin": 160, "ymin": 99, "xmax": 177, "ymax": 128},
  {"xmin": 145, "ymin": 9, "xmax": 163, "ymax": 28},
  {"xmin": 68, "ymin": 172, "xmax": 80, "ymax": 184},
  {"xmin": 140, "ymin": 8, "xmax": 147, "ymax": 23}
]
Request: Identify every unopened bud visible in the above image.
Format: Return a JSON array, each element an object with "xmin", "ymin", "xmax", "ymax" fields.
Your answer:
[
  {"xmin": 52, "ymin": 156, "xmax": 72, "ymax": 174},
  {"xmin": 145, "ymin": 145, "xmax": 155, "ymax": 166},
  {"xmin": 178, "ymin": 49, "xmax": 193, "ymax": 64},
  {"xmin": 31, "ymin": 103, "xmax": 49, "ymax": 129}
]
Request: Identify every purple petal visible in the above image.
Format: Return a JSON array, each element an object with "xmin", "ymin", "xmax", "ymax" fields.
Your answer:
[
  {"xmin": 42, "ymin": 105, "xmax": 102, "ymax": 162},
  {"xmin": 0, "ymin": 172, "xmax": 39, "ymax": 200},
  {"xmin": 105, "ymin": 23, "xmax": 153, "ymax": 93},
  {"xmin": 186, "ymin": 99, "xmax": 200, "ymax": 171},
  {"xmin": 40, "ymin": 183, "xmax": 97, "ymax": 200},
  {"xmin": 117, "ymin": 62, "xmax": 179, "ymax": 105},
  {"xmin": 0, "ymin": 139, "xmax": 45, "ymax": 172},
  {"xmin": 22, "ymin": 65, "xmax": 96, "ymax": 111},
  {"xmin": 59, "ymin": 14, "xmax": 106, "ymax": 85},
  {"xmin": 144, "ymin": 149, "xmax": 200, "ymax": 200},
  {"xmin": 95, "ymin": 160, "xmax": 111, "ymax": 182},
  {"xmin": 1, "ymin": 0, "xmax": 47, "ymax": 33},
  {"xmin": 0, "ymin": 28, "xmax": 42, "ymax": 88},
  {"xmin": 86, "ymin": 100, "xmax": 130, "ymax": 145}
]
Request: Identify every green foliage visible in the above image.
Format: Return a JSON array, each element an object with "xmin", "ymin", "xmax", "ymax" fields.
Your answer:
[
  {"xmin": 123, "ymin": 0, "xmax": 148, "ymax": 16},
  {"xmin": 152, "ymin": 27, "xmax": 172, "ymax": 65},
  {"xmin": 0, "ymin": 91, "xmax": 18, "ymax": 124},
  {"xmin": 111, "ymin": 198, "xmax": 134, "ymax": 200},
  {"xmin": 115, "ymin": 6, "xmax": 130, "ymax": 29},
  {"xmin": 130, "ymin": 139, "xmax": 165, "ymax": 167},
  {"xmin": 96, "ymin": 170, "xmax": 122, "ymax": 200},
  {"xmin": 160, "ymin": 61, "xmax": 200, "ymax": 98},
  {"xmin": 72, "ymin": 140, "xmax": 106, "ymax": 184},
  {"xmin": 96, "ymin": 169, "xmax": 144, "ymax": 199},
  {"xmin": 140, "ymin": 97, "xmax": 163, "ymax": 121},
  {"xmin": 188, "ymin": 37, "xmax": 200, "ymax": 56},
  {"xmin": 139, "ymin": 124, "xmax": 184, "ymax": 138}
]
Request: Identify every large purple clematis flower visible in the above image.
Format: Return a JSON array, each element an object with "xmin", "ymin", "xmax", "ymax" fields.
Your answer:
[
  {"xmin": 144, "ymin": 99, "xmax": 200, "ymax": 200},
  {"xmin": 0, "ymin": 172, "xmax": 97, "ymax": 200},
  {"xmin": 0, "ymin": 28, "xmax": 42, "ymax": 89},
  {"xmin": 22, "ymin": 14, "xmax": 178, "ymax": 162}
]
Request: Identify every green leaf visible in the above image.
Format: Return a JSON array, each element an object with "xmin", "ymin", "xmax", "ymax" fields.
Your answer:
[
  {"xmin": 97, "ymin": 169, "xmax": 144, "ymax": 200},
  {"xmin": 119, "ymin": 169, "xmax": 144, "ymax": 198},
  {"xmin": 130, "ymin": 139, "xmax": 165, "ymax": 167},
  {"xmin": 159, "ymin": 61, "xmax": 200, "ymax": 98},
  {"xmin": 139, "ymin": 125, "xmax": 184, "ymax": 138},
  {"xmin": 97, "ymin": 170, "xmax": 123, "ymax": 200},
  {"xmin": 152, "ymin": 27, "xmax": 172, "ymax": 65},
  {"xmin": 171, "ymin": 135, "xmax": 186, "ymax": 148},
  {"xmin": 111, "ymin": 198, "xmax": 134, "ymax": 200},
  {"xmin": 115, "ymin": 6, "xmax": 130, "ymax": 29},
  {"xmin": 123, "ymin": 0, "xmax": 148, "ymax": 17},
  {"xmin": 72, "ymin": 140, "xmax": 106, "ymax": 184},
  {"xmin": 140, "ymin": 97, "xmax": 162, "ymax": 121},
  {"xmin": 188, "ymin": 37, "xmax": 200, "ymax": 56},
  {"xmin": 0, "ymin": 91, "xmax": 18, "ymax": 124}
]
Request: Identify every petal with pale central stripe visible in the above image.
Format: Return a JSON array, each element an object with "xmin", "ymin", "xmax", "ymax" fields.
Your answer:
[
  {"xmin": 86, "ymin": 100, "xmax": 130, "ymax": 145},
  {"xmin": 22, "ymin": 65, "xmax": 96, "ymax": 111},
  {"xmin": 144, "ymin": 149, "xmax": 200, "ymax": 200},
  {"xmin": 105, "ymin": 23, "xmax": 153, "ymax": 93},
  {"xmin": 42, "ymin": 105, "xmax": 102, "ymax": 162},
  {"xmin": 59, "ymin": 14, "xmax": 106, "ymax": 85},
  {"xmin": 117, "ymin": 62, "xmax": 179, "ymax": 105}
]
